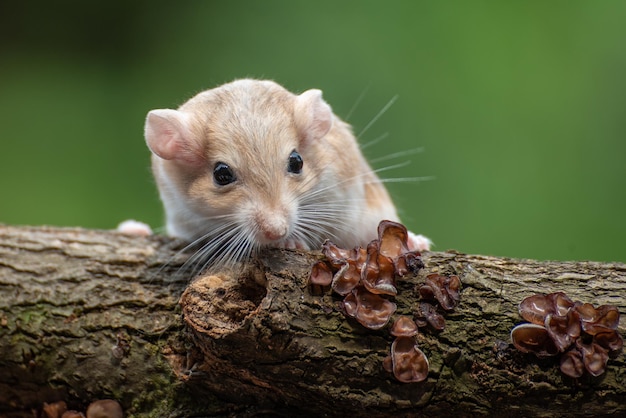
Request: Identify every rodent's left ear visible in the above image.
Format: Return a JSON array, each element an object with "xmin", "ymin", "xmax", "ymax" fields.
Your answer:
[{"xmin": 294, "ymin": 89, "xmax": 333, "ymax": 144}]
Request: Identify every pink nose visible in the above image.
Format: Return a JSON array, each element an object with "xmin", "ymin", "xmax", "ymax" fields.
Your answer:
[
  {"xmin": 255, "ymin": 209, "xmax": 289, "ymax": 243},
  {"xmin": 263, "ymin": 228, "xmax": 286, "ymax": 241}
]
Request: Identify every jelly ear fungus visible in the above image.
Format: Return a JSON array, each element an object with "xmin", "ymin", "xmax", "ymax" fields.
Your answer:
[{"xmin": 511, "ymin": 292, "xmax": 622, "ymax": 379}]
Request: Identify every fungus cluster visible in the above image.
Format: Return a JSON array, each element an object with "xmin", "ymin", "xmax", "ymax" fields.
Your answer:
[
  {"xmin": 310, "ymin": 220, "xmax": 424, "ymax": 330},
  {"xmin": 379, "ymin": 273, "xmax": 461, "ymax": 383},
  {"xmin": 41, "ymin": 399, "xmax": 123, "ymax": 418},
  {"xmin": 511, "ymin": 292, "xmax": 623, "ymax": 378},
  {"xmin": 310, "ymin": 221, "xmax": 464, "ymax": 383},
  {"xmin": 382, "ymin": 315, "xmax": 429, "ymax": 383},
  {"xmin": 415, "ymin": 273, "xmax": 461, "ymax": 331},
  {"xmin": 310, "ymin": 220, "xmax": 438, "ymax": 383}
]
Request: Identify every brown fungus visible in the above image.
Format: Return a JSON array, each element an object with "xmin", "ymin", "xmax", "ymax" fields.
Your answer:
[
  {"xmin": 415, "ymin": 301, "xmax": 446, "ymax": 331},
  {"xmin": 43, "ymin": 401, "xmax": 67, "ymax": 418},
  {"xmin": 331, "ymin": 261, "xmax": 361, "ymax": 296},
  {"xmin": 510, "ymin": 323, "xmax": 559, "ymax": 357},
  {"xmin": 390, "ymin": 336, "xmax": 429, "ymax": 383},
  {"xmin": 419, "ymin": 274, "xmax": 461, "ymax": 311},
  {"xmin": 321, "ymin": 240, "xmax": 352, "ymax": 268},
  {"xmin": 309, "ymin": 261, "xmax": 333, "ymax": 287},
  {"xmin": 518, "ymin": 292, "xmax": 575, "ymax": 325},
  {"xmin": 324, "ymin": 242, "xmax": 368, "ymax": 296},
  {"xmin": 342, "ymin": 287, "xmax": 396, "ymax": 330},
  {"xmin": 353, "ymin": 246, "xmax": 368, "ymax": 265},
  {"xmin": 377, "ymin": 220, "xmax": 410, "ymax": 258},
  {"xmin": 579, "ymin": 341, "xmax": 610, "ymax": 377},
  {"xmin": 86, "ymin": 400, "xmax": 123, "ymax": 418},
  {"xmin": 594, "ymin": 329, "xmax": 623, "ymax": 356},
  {"xmin": 382, "ymin": 354, "xmax": 393, "ymax": 373},
  {"xmin": 377, "ymin": 220, "xmax": 424, "ymax": 276},
  {"xmin": 361, "ymin": 240, "xmax": 397, "ymax": 296},
  {"xmin": 62, "ymin": 412, "xmax": 85, "ymax": 418},
  {"xmin": 560, "ymin": 348, "xmax": 585, "ymax": 379},
  {"xmin": 574, "ymin": 303, "xmax": 620, "ymax": 335},
  {"xmin": 544, "ymin": 310, "xmax": 581, "ymax": 352},
  {"xmin": 394, "ymin": 250, "xmax": 423, "ymax": 277},
  {"xmin": 391, "ymin": 315, "xmax": 419, "ymax": 337}
]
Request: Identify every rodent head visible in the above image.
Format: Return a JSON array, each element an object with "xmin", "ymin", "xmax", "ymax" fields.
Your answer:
[{"xmin": 145, "ymin": 79, "xmax": 341, "ymax": 265}]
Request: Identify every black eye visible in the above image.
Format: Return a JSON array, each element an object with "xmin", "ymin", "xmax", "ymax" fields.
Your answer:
[
  {"xmin": 213, "ymin": 162, "xmax": 236, "ymax": 186},
  {"xmin": 287, "ymin": 150, "xmax": 303, "ymax": 174}
]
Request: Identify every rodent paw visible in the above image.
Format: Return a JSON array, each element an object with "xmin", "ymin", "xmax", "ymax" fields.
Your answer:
[
  {"xmin": 116, "ymin": 219, "xmax": 153, "ymax": 236},
  {"xmin": 407, "ymin": 231, "xmax": 432, "ymax": 252}
]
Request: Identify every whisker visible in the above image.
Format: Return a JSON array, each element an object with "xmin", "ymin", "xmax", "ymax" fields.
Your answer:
[
  {"xmin": 147, "ymin": 222, "xmax": 226, "ymax": 282},
  {"xmin": 230, "ymin": 230, "xmax": 256, "ymax": 266},
  {"xmin": 297, "ymin": 201, "xmax": 370, "ymax": 236},
  {"xmin": 360, "ymin": 132, "xmax": 389, "ymax": 150},
  {"xmin": 292, "ymin": 154, "xmax": 379, "ymax": 202},
  {"xmin": 370, "ymin": 161, "xmax": 413, "ymax": 175},
  {"xmin": 357, "ymin": 94, "xmax": 398, "ymax": 138},
  {"xmin": 296, "ymin": 168, "xmax": 373, "ymax": 201},
  {"xmin": 297, "ymin": 213, "xmax": 347, "ymax": 229},
  {"xmin": 345, "ymin": 84, "xmax": 370, "ymax": 121},
  {"xmin": 171, "ymin": 217, "xmax": 254, "ymax": 276},
  {"xmin": 300, "ymin": 161, "xmax": 411, "ymax": 204},
  {"xmin": 376, "ymin": 176, "xmax": 436, "ymax": 184},
  {"xmin": 292, "ymin": 222, "xmax": 337, "ymax": 248},
  {"xmin": 369, "ymin": 147, "xmax": 425, "ymax": 164}
]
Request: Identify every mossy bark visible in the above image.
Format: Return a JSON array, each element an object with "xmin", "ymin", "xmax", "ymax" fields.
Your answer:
[{"xmin": 0, "ymin": 225, "xmax": 624, "ymax": 417}]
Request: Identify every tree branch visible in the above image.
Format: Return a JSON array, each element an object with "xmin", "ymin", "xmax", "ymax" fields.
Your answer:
[{"xmin": 0, "ymin": 225, "xmax": 624, "ymax": 417}]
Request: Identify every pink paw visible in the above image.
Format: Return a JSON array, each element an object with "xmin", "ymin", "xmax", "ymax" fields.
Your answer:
[
  {"xmin": 407, "ymin": 231, "xmax": 432, "ymax": 252},
  {"xmin": 116, "ymin": 219, "xmax": 153, "ymax": 236}
]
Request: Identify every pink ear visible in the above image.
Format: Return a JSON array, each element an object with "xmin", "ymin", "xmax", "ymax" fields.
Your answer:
[
  {"xmin": 294, "ymin": 89, "xmax": 333, "ymax": 144},
  {"xmin": 144, "ymin": 109, "xmax": 202, "ymax": 163}
]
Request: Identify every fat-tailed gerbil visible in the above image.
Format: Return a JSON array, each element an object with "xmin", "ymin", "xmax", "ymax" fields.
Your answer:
[{"xmin": 143, "ymin": 79, "xmax": 430, "ymax": 268}]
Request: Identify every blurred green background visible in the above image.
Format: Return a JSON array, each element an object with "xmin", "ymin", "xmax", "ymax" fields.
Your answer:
[{"xmin": 1, "ymin": 1, "xmax": 625, "ymax": 262}]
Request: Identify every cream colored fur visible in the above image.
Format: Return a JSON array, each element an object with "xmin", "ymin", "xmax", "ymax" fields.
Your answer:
[{"xmin": 144, "ymin": 79, "xmax": 430, "ymax": 267}]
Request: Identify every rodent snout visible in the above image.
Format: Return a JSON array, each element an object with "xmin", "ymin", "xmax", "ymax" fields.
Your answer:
[{"xmin": 254, "ymin": 210, "xmax": 291, "ymax": 243}]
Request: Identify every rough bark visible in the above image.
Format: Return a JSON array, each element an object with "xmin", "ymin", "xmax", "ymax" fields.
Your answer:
[{"xmin": 0, "ymin": 225, "xmax": 624, "ymax": 417}]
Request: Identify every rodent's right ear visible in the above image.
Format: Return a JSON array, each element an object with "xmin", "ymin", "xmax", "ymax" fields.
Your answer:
[{"xmin": 144, "ymin": 109, "xmax": 202, "ymax": 164}]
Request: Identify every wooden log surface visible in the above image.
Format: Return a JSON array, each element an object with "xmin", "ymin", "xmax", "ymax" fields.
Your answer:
[{"xmin": 0, "ymin": 225, "xmax": 624, "ymax": 417}]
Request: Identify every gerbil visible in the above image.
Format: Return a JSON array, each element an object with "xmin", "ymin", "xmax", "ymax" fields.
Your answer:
[{"xmin": 144, "ymin": 79, "xmax": 430, "ymax": 269}]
